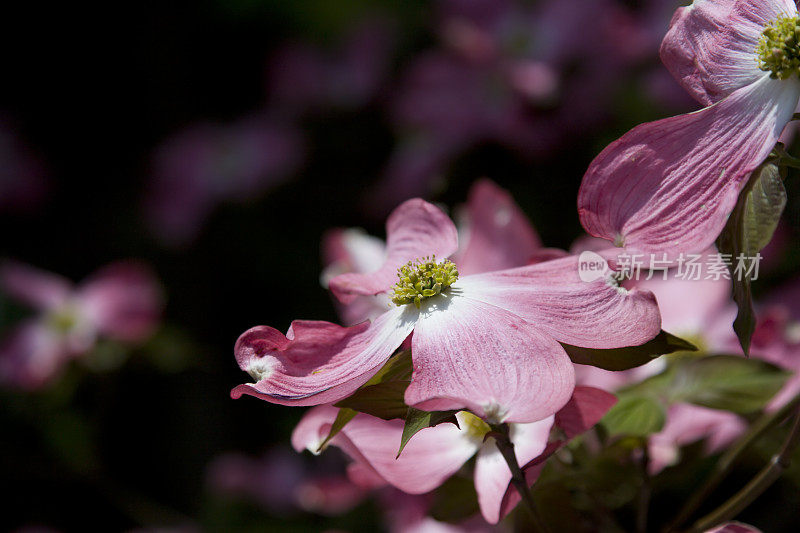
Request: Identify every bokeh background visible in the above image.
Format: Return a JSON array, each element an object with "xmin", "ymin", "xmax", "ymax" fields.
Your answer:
[{"xmin": 3, "ymin": 0, "xmax": 800, "ymax": 531}]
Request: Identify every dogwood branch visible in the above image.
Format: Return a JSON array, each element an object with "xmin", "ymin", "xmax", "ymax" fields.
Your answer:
[
  {"xmin": 669, "ymin": 394, "xmax": 800, "ymax": 530},
  {"xmin": 490, "ymin": 424, "xmax": 551, "ymax": 533},
  {"xmin": 688, "ymin": 404, "xmax": 800, "ymax": 533}
]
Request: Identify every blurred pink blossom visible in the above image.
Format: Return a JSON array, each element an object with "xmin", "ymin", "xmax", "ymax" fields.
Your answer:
[
  {"xmin": 0, "ymin": 261, "xmax": 162, "ymax": 390},
  {"xmin": 144, "ymin": 115, "xmax": 303, "ymax": 246},
  {"xmin": 267, "ymin": 18, "xmax": 395, "ymax": 113},
  {"xmin": 207, "ymin": 446, "xmax": 366, "ymax": 516}
]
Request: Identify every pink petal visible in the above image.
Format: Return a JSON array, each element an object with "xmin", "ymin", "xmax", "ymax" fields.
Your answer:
[
  {"xmin": 452, "ymin": 179, "xmax": 541, "ymax": 276},
  {"xmin": 457, "ymin": 255, "xmax": 662, "ymax": 349},
  {"xmin": 406, "ymin": 295, "xmax": 575, "ymax": 423},
  {"xmin": 0, "ymin": 261, "xmax": 72, "ymax": 310},
  {"xmin": 78, "ymin": 262, "xmax": 163, "ymax": 342},
  {"xmin": 632, "ymin": 274, "xmax": 730, "ymax": 337},
  {"xmin": 336, "ymin": 415, "xmax": 478, "ymax": 494},
  {"xmin": 291, "ymin": 404, "xmax": 340, "ymax": 453},
  {"xmin": 294, "ymin": 405, "xmax": 478, "ymax": 494},
  {"xmin": 578, "ymin": 75, "xmax": 800, "ymax": 258},
  {"xmin": 321, "ymin": 228, "xmax": 390, "ymax": 326},
  {"xmin": 660, "ymin": 0, "xmax": 797, "ymax": 106},
  {"xmin": 705, "ymin": 522, "xmax": 763, "ymax": 533},
  {"xmin": 329, "ymin": 199, "xmax": 459, "ymax": 304},
  {"xmin": 474, "ymin": 417, "xmax": 554, "ymax": 524},
  {"xmin": 648, "ymin": 403, "xmax": 746, "ymax": 474},
  {"xmin": 0, "ymin": 321, "xmax": 69, "ymax": 390},
  {"xmin": 555, "ymin": 386, "xmax": 617, "ymax": 440},
  {"xmin": 232, "ymin": 305, "xmax": 417, "ymax": 406}
]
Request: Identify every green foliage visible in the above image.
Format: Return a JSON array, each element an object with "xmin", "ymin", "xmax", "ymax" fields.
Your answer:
[
  {"xmin": 398, "ymin": 408, "xmax": 459, "ymax": 458},
  {"xmin": 561, "ymin": 330, "xmax": 696, "ymax": 371},
  {"xmin": 316, "ymin": 407, "xmax": 357, "ymax": 453},
  {"xmin": 717, "ymin": 162, "xmax": 787, "ymax": 355},
  {"xmin": 601, "ymin": 396, "xmax": 666, "ymax": 437},
  {"xmin": 627, "ymin": 355, "xmax": 790, "ymax": 414}
]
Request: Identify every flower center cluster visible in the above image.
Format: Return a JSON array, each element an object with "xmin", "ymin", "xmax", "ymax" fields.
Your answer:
[
  {"xmin": 391, "ymin": 255, "xmax": 459, "ymax": 308},
  {"xmin": 757, "ymin": 16, "xmax": 800, "ymax": 79}
]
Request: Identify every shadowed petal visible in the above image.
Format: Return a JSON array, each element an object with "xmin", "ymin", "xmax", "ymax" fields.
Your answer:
[
  {"xmin": 453, "ymin": 179, "xmax": 542, "ymax": 276},
  {"xmin": 661, "ymin": 0, "xmax": 797, "ymax": 105},
  {"xmin": 292, "ymin": 405, "xmax": 478, "ymax": 494},
  {"xmin": 232, "ymin": 305, "xmax": 418, "ymax": 406},
  {"xmin": 406, "ymin": 295, "xmax": 575, "ymax": 423},
  {"xmin": 329, "ymin": 199, "xmax": 459, "ymax": 303},
  {"xmin": 578, "ymin": 75, "xmax": 800, "ymax": 258},
  {"xmin": 457, "ymin": 255, "xmax": 661, "ymax": 349}
]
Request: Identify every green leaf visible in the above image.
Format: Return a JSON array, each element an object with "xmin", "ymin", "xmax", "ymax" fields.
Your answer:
[
  {"xmin": 429, "ymin": 476, "xmax": 480, "ymax": 524},
  {"xmin": 601, "ymin": 395, "xmax": 665, "ymax": 437},
  {"xmin": 398, "ymin": 408, "xmax": 459, "ymax": 458},
  {"xmin": 335, "ymin": 381, "xmax": 410, "ymax": 420},
  {"xmin": 717, "ymin": 162, "xmax": 787, "ymax": 355},
  {"xmin": 316, "ymin": 408, "xmax": 357, "ymax": 453},
  {"xmin": 561, "ymin": 330, "xmax": 696, "ymax": 371},
  {"xmin": 363, "ymin": 349, "xmax": 412, "ymax": 386},
  {"xmin": 667, "ymin": 355, "xmax": 790, "ymax": 413},
  {"xmin": 333, "ymin": 350, "xmax": 413, "ymax": 420}
]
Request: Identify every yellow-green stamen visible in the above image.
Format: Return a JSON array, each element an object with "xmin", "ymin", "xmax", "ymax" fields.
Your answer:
[
  {"xmin": 458, "ymin": 411, "xmax": 492, "ymax": 440},
  {"xmin": 391, "ymin": 255, "xmax": 459, "ymax": 308},
  {"xmin": 757, "ymin": 16, "xmax": 800, "ymax": 79}
]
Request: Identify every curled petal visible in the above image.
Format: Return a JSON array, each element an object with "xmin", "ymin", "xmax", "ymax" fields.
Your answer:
[
  {"xmin": 457, "ymin": 255, "xmax": 662, "ymax": 349},
  {"xmin": 232, "ymin": 306, "xmax": 418, "ymax": 406},
  {"xmin": 474, "ymin": 417, "xmax": 554, "ymax": 524},
  {"xmin": 0, "ymin": 261, "xmax": 72, "ymax": 310},
  {"xmin": 406, "ymin": 295, "xmax": 575, "ymax": 423},
  {"xmin": 661, "ymin": 0, "xmax": 798, "ymax": 105},
  {"xmin": 329, "ymin": 199, "xmax": 459, "ymax": 303},
  {"xmin": 453, "ymin": 179, "xmax": 541, "ymax": 276},
  {"xmin": 578, "ymin": 75, "xmax": 800, "ymax": 259},
  {"xmin": 79, "ymin": 262, "xmax": 163, "ymax": 342}
]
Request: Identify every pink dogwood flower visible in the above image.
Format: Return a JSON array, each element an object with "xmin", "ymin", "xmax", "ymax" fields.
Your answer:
[
  {"xmin": 578, "ymin": 0, "xmax": 800, "ymax": 257},
  {"xmin": 207, "ymin": 446, "xmax": 367, "ymax": 516},
  {"xmin": 321, "ymin": 180, "xmax": 544, "ymax": 325},
  {"xmin": 292, "ymin": 387, "xmax": 615, "ymax": 524},
  {"xmin": 0, "ymin": 261, "xmax": 162, "ymax": 390},
  {"xmin": 233, "ymin": 199, "xmax": 660, "ymax": 424}
]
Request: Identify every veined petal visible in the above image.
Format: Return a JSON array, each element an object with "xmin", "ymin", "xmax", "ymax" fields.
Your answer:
[
  {"xmin": 474, "ymin": 417, "xmax": 554, "ymax": 524},
  {"xmin": 452, "ymin": 179, "xmax": 542, "ymax": 276},
  {"xmin": 661, "ymin": 0, "xmax": 797, "ymax": 105},
  {"xmin": 231, "ymin": 305, "xmax": 418, "ymax": 406},
  {"xmin": 329, "ymin": 199, "xmax": 458, "ymax": 303},
  {"xmin": 578, "ymin": 74, "xmax": 800, "ymax": 258},
  {"xmin": 293, "ymin": 405, "xmax": 478, "ymax": 494},
  {"xmin": 406, "ymin": 295, "xmax": 575, "ymax": 423},
  {"xmin": 457, "ymin": 255, "xmax": 662, "ymax": 349}
]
